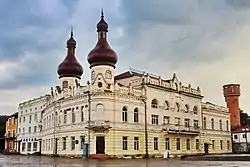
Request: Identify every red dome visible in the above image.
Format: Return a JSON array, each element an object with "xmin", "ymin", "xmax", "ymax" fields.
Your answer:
[
  {"xmin": 87, "ymin": 11, "xmax": 118, "ymax": 68},
  {"xmin": 57, "ymin": 31, "xmax": 83, "ymax": 79}
]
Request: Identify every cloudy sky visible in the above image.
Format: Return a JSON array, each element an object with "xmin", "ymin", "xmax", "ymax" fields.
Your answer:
[{"xmin": 0, "ymin": 0, "xmax": 250, "ymax": 115}]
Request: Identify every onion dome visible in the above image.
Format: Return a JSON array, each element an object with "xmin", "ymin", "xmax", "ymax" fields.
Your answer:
[
  {"xmin": 57, "ymin": 29, "xmax": 83, "ymax": 79},
  {"xmin": 87, "ymin": 10, "xmax": 118, "ymax": 68}
]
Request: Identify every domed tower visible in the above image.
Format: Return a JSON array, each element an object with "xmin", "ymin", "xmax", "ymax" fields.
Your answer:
[
  {"xmin": 87, "ymin": 10, "xmax": 118, "ymax": 91},
  {"xmin": 57, "ymin": 29, "xmax": 83, "ymax": 90},
  {"xmin": 223, "ymin": 84, "xmax": 241, "ymax": 128}
]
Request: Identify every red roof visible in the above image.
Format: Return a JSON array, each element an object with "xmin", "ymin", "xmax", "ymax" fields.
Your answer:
[{"xmin": 232, "ymin": 126, "xmax": 250, "ymax": 133}]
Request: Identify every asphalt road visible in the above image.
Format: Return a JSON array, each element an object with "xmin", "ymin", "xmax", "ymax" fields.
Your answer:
[{"xmin": 0, "ymin": 154, "xmax": 249, "ymax": 167}]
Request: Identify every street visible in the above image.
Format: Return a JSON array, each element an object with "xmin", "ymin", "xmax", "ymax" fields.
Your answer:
[{"xmin": 0, "ymin": 155, "xmax": 250, "ymax": 167}]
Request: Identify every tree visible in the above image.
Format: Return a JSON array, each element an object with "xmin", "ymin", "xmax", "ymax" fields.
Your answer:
[{"xmin": 240, "ymin": 109, "xmax": 249, "ymax": 126}]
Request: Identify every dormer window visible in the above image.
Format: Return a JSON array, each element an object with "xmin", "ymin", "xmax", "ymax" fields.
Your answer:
[{"xmin": 151, "ymin": 99, "xmax": 158, "ymax": 108}]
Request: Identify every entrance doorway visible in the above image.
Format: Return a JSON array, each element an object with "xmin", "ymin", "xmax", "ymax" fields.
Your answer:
[
  {"xmin": 204, "ymin": 143, "xmax": 209, "ymax": 154},
  {"xmin": 96, "ymin": 136, "xmax": 105, "ymax": 154}
]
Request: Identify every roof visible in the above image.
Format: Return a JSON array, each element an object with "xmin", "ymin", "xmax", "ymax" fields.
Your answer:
[
  {"xmin": 232, "ymin": 126, "xmax": 250, "ymax": 133},
  {"xmin": 7, "ymin": 112, "xmax": 18, "ymax": 119}
]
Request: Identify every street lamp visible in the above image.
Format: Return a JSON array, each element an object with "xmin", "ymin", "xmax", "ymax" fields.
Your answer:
[
  {"xmin": 86, "ymin": 81, "xmax": 91, "ymax": 157},
  {"xmin": 242, "ymin": 127, "xmax": 249, "ymax": 152}
]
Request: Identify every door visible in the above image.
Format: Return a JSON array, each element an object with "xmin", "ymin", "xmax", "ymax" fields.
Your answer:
[
  {"xmin": 204, "ymin": 143, "xmax": 209, "ymax": 154},
  {"xmin": 96, "ymin": 136, "xmax": 105, "ymax": 154},
  {"xmin": 54, "ymin": 138, "xmax": 58, "ymax": 155}
]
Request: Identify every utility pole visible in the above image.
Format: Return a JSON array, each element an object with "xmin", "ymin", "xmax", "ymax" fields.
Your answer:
[
  {"xmin": 87, "ymin": 81, "xmax": 91, "ymax": 157},
  {"xmin": 141, "ymin": 79, "xmax": 149, "ymax": 158}
]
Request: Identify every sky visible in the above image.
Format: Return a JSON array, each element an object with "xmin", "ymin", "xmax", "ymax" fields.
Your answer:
[{"xmin": 0, "ymin": 0, "xmax": 250, "ymax": 115}]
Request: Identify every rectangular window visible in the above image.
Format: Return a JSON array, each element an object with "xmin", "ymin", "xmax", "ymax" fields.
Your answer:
[
  {"xmin": 154, "ymin": 137, "xmax": 158, "ymax": 150},
  {"xmin": 22, "ymin": 143, "xmax": 26, "ymax": 151},
  {"xmin": 220, "ymin": 140, "xmax": 223, "ymax": 150},
  {"xmin": 122, "ymin": 137, "xmax": 128, "ymax": 150},
  {"xmin": 64, "ymin": 110, "xmax": 67, "ymax": 124},
  {"xmin": 80, "ymin": 136, "xmax": 85, "ymax": 149},
  {"xmin": 134, "ymin": 110, "xmax": 139, "ymax": 123},
  {"xmin": 62, "ymin": 137, "xmax": 66, "ymax": 150},
  {"xmin": 72, "ymin": 109, "xmax": 75, "ymax": 123},
  {"xmin": 29, "ymin": 115, "xmax": 32, "ymax": 123},
  {"xmin": 33, "ymin": 142, "xmax": 37, "ymax": 151},
  {"xmin": 34, "ymin": 126, "xmax": 37, "ymax": 133},
  {"xmin": 23, "ymin": 128, "xmax": 25, "ymax": 134},
  {"xmin": 196, "ymin": 139, "xmax": 199, "ymax": 150},
  {"xmin": 27, "ymin": 142, "xmax": 31, "ymax": 151},
  {"xmin": 151, "ymin": 115, "xmax": 159, "ymax": 125},
  {"xmin": 81, "ymin": 106, "xmax": 84, "ymax": 122},
  {"xmin": 175, "ymin": 117, "xmax": 180, "ymax": 125},
  {"xmin": 34, "ymin": 114, "xmax": 37, "ymax": 121},
  {"xmin": 212, "ymin": 140, "xmax": 215, "ymax": 150},
  {"xmin": 193, "ymin": 120, "xmax": 199, "ymax": 128},
  {"xmin": 186, "ymin": 139, "xmax": 190, "ymax": 150},
  {"xmin": 134, "ymin": 137, "xmax": 139, "ymax": 150},
  {"xmin": 184, "ymin": 119, "xmax": 190, "ymax": 128},
  {"xmin": 163, "ymin": 116, "xmax": 170, "ymax": 124},
  {"xmin": 23, "ymin": 116, "xmax": 25, "ymax": 122},
  {"xmin": 12, "ymin": 130, "xmax": 15, "ymax": 137},
  {"xmin": 227, "ymin": 140, "xmax": 230, "ymax": 150},
  {"xmin": 243, "ymin": 134, "xmax": 246, "ymax": 138},
  {"xmin": 71, "ymin": 136, "xmax": 76, "ymax": 150},
  {"xmin": 176, "ymin": 138, "xmax": 181, "ymax": 150},
  {"xmin": 165, "ymin": 138, "xmax": 170, "ymax": 150},
  {"xmin": 234, "ymin": 134, "xmax": 238, "ymax": 139},
  {"xmin": 29, "ymin": 127, "xmax": 31, "ymax": 133},
  {"xmin": 122, "ymin": 111, "xmax": 128, "ymax": 122}
]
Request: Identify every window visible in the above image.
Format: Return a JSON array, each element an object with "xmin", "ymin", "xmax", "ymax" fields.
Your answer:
[
  {"xmin": 23, "ymin": 128, "xmax": 25, "ymax": 134},
  {"xmin": 64, "ymin": 110, "xmax": 67, "ymax": 124},
  {"xmin": 196, "ymin": 139, "xmax": 199, "ymax": 150},
  {"xmin": 220, "ymin": 140, "xmax": 223, "ymax": 150},
  {"xmin": 105, "ymin": 70, "xmax": 112, "ymax": 79},
  {"xmin": 176, "ymin": 138, "xmax": 181, "ymax": 150},
  {"xmin": 203, "ymin": 117, "xmax": 206, "ymax": 129},
  {"xmin": 18, "ymin": 128, "xmax": 21, "ymax": 134},
  {"xmin": 22, "ymin": 143, "xmax": 26, "ymax": 151},
  {"xmin": 226, "ymin": 120, "xmax": 229, "ymax": 131},
  {"xmin": 62, "ymin": 137, "xmax": 66, "ymax": 150},
  {"xmin": 29, "ymin": 115, "xmax": 32, "ymax": 123},
  {"xmin": 72, "ymin": 109, "xmax": 75, "ymax": 123},
  {"xmin": 165, "ymin": 138, "xmax": 170, "ymax": 150},
  {"xmin": 227, "ymin": 141, "xmax": 230, "ymax": 150},
  {"xmin": 175, "ymin": 103, "xmax": 180, "ymax": 112},
  {"xmin": 122, "ymin": 137, "xmax": 128, "ymax": 150},
  {"xmin": 175, "ymin": 117, "xmax": 180, "ymax": 126},
  {"xmin": 29, "ymin": 127, "xmax": 31, "ymax": 133},
  {"xmin": 81, "ymin": 106, "xmax": 85, "ymax": 122},
  {"xmin": 211, "ymin": 118, "xmax": 214, "ymax": 130},
  {"xmin": 185, "ymin": 104, "xmax": 189, "ymax": 113},
  {"xmin": 212, "ymin": 140, "xmax": 215, "ymax": 150},
  {"xmin": 186, "ymin": 139, "xmax": 190, "ymax": 150},
  {"xmin": 19, "ymin": 117, "xmax": 21, "ymax": 123},
  {"xmin": 234, "ymin": 134, "xmax": 238, "ymax": 139},
  {"xmin": 91, "ymin": 71, "xmax": 95, "ymax": 80},
  {"xmin": 96, "ymin": 104, "xmax": 104, "ymax": 118},
  {"xmin": 194, "ymin": 120, "xmax": 199, "ymax": 128},
  {"xmin": 219, "ymin": 119, "xmax": 222, "ymax": 130},
  {"xmin": 134, "ymin": 137, "xmax": 139, "ymax": 150},
  {"xmin": 33, "ymin": 142, "xmax": 37, "ymax": 151},
  {"xmin": 164, "ymin": 101, "xmax": 169, "ymax": 110},
  {"xmin": 23, "ymin": 116, "xmax": 25, "ymax": 122},
  {"xmin": 27, "ymin": 142, "xmax": 31, "ymax": 151},
  {"xmin": 34, "ymin": 114, "xmax": 37, "ymax": 121},
  {"xmin": 151, "ymin": 115, "xmax": 159, "ymax": 125},
  {"xmin": 62, "ymin": 81, "xmax": 68, "ymax": 88},
  {"xmin": 243, "ymin": 134, "xmax": 246, "ymax": 138},
  {"xmin": 122, "ymin": 106, "xmax": 128, "ymax": 122},
  {"xmin": 193, "ymin": 106, "xmax": 198, "ymax": 114},
  {"xmin": 133, "ymin": 108, "xmax": 139, "ymax": 123},
  {"xmin": 153, "ymin": 137, "xmax": 158, "ymax": 150},
  {"xmin": 80, "ymin": 136, "xmax": 85, "ymax": 149},
  {"xmin": 71, "ymin": 136, "xmax": 76, "ymax": 150},
  {"xmin": 184, "ymin": 119, "xmax": 190, "ymax": 128},
  {"xmin": 151, "ymin": 99, "xmax": 158, "ymax": 108},
  {"xmin": 163, "ymin": 116, "xmax": 170, "ymax": 124},
  {"xmin": 34, "ymin": 126, "xmax": 37, "ymax": 133}
]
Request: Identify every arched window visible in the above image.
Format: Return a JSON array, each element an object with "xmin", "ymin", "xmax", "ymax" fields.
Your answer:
[
  {"xmin": 91, "ymin": 71, "xmax": 95, "ymax": 80},
  {"xmin": 105, "ymin": 70, "xmax": 112, "ymax": 79},
  {"xmin": 81, "ymin": 106, "xmax": 85, "ymax": 122},
  {"xmin": 211, "ymin": 118, "xmax": 214, "ymax": 130},
  {"xmin": 175, "ymin": 103, "xmax": 180, "ymax": 112},
  {"xmin": 193, "ymin": 106, "xmax": 198, "ymax": 114},
  {"xmin": 62, "ymin": 81, "xmax": 68, "ymax": 88},
  {"xmin": 164, "ymin": 101, "xmax": 169, "ymax": 110},
  {"xmin": 226, "ymin": 120, "xmax": 229, "ymax": 131},
  {"xmin": 122, "ymin": 106, "xmax": 128, "ymax": 122},
  {"xmin": 134, "ymin": 108, "xmax": 139, "ymax": 123},
  {"xmin": 175, "ymin": 83, "xmax": 178, "ymax": 90},
  {"xmin": 151, "ymin": 99, "xmax": 158, "ymax": 108},
  {"xmin": 203, "ymin": 117, "xmax": 207, "ymax": 129},
  {"xmin": 219, "ymin": 119, "xmax": 222, "ymax": 130},
  {"xmin": 96, "ymin": 104, "xmax": 105, "ymax": 120},
  {"xmin": 185, "ymin": 104, "xmax": 189, "ymax": 113}
]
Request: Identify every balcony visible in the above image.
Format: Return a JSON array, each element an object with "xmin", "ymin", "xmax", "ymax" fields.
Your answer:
[
  {"xmin": 86, "ymin": 120, "xmax": 111, "ymax": 131},
  {"xmin": 162, "ymin": 124, "xmax": 200, "ymax": 135},
  {"xmin": 5, "ymin": 133, "xmax": 16, "ymax": 139}
]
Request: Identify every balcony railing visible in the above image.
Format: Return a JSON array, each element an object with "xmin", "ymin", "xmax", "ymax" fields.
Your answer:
[
  {"xmin": 5, "ymin": 133, "xmax": 16, "ymax": 138},
  {"xmin": 162, "ymin": 123, "xmax": 200, "ymax": 135},
  {"xmin": 86, "ymin": 120, "xmax": 111, "ymax": 130}
]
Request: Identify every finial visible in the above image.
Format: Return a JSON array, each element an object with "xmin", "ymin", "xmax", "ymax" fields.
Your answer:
[
  {"xmin": 101, "ymin": 8, "xmax": 104, "ymax": 19},
  {"xmin": 70, "ymin": 26, "xmax": 73, "ymax": 37}
]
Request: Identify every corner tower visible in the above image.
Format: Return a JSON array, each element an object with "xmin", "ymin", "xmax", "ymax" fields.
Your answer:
[
  {"xmin": 57, "ymin": 29, "xmax": 83, "ymax": 90},
  {"xmin": 223, "ymin": 84, "xmax": 241, "ymax": 127},
  {"xmin": 87, "ymin": 10, "xmax": 118, "ymax": 91}
]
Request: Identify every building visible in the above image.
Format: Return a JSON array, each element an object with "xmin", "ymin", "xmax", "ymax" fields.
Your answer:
[
  {"xmin": 232, "ymin": 126, "xmax": 250, "ymax": 153},
  {"xmin": 17, "ymin": 95, "xmax": 50, "ymax": 154},
  {"xmin": 18, "ymin": 11, "xmax": 232, "ymax": 158},
  {"xmin": 223, "ymin": 84, "xmax": 241, "ymax": 128},
  {"xmin": 5, "ymin": 112, "xmax": 18, "ymax": 153},
  {"xmin": 201, "ymin": 102, "xmax": 231, "ymax": 154}
]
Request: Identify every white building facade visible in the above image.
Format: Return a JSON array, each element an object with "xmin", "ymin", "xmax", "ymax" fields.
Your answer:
[
  {"xmin": 17, "ymin": 12, "xmax": 232, "ymax": 158},
  {"xmin": 232, "ymin": 126, "xmax": 250, "ymax": 153},
  {"xmin": 17, "ymin": 95, "xmax": 50, "ymax": 154}
]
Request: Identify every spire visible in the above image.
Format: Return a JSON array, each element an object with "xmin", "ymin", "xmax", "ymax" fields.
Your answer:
[
  {"xmin": 67, "ymin": 27, "xmax": 76, "ymax": 47},
  {"xmin": 97, "ymin": 8, "xmax": 108, "ymax": 34},
  {"xmin": 70, "ymin": 26, "xmax": 73, "ymax": 37},
  {"xmin": 101, "ymin": 8, "xmax": 104, "ymax": 19}
]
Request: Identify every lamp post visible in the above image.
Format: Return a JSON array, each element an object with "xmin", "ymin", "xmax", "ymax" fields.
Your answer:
[
  {"xmin": 141, "ymin": 79, "xmax": 149, "ymax": 158},
  {"xmin": 242, "ymin": 128, "xmax": 249, "ymax": 152},
  {"xmin": 86, "ymin": 81, "xmax": 91, "ymax": 157}
]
